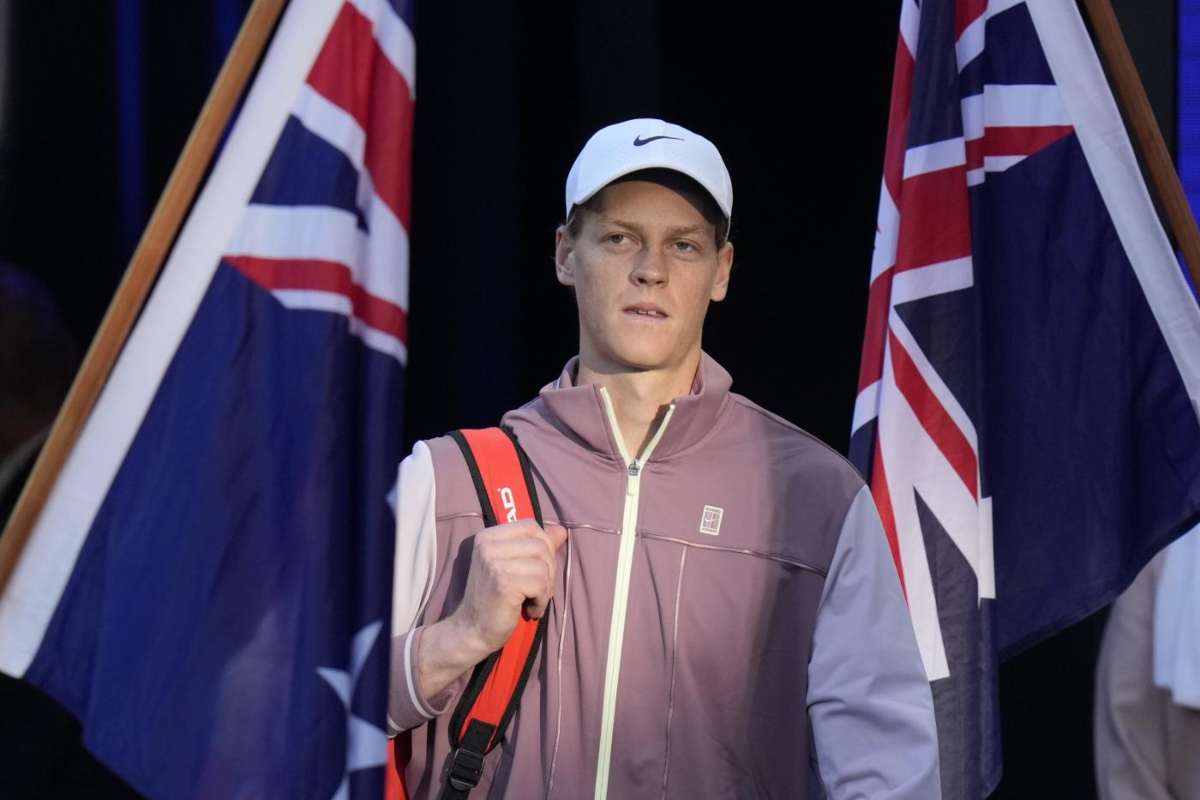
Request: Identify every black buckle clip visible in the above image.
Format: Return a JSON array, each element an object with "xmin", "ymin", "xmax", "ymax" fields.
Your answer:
[{"xmin": 446, "ymin": 745, "xmax": 486, "ymax": 792}]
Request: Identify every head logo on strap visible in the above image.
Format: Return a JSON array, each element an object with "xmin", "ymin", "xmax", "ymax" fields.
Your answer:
[{"xmin": 498, "ymin": 487, "xmax": 518, "ymax": 523}]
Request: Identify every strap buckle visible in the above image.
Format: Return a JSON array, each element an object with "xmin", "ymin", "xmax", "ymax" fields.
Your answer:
[{"xmin": 445, "ymin": 744, "xmax": 486, "ymax": 792}]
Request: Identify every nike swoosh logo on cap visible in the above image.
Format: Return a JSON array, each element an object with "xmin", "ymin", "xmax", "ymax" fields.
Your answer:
[{"xmin": 633, "ymin": 134, "xmax": 684, "ymax": 146}]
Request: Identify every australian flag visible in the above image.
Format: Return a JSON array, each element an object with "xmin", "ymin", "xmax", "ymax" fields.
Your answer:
[
  {"xmin": 850, "ymin": 0, "xmax": 1200, "ymax": 796},
  {"xmin": 0, "ymin": 0, "xmax": 414, "ymax": 797}
]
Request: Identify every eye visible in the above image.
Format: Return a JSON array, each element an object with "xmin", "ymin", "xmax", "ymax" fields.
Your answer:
[
  {"xmin": 606, "ymin": 233, "xmax": 627, "ymax": 244},
  {"xmin": 673, "ymin": 240, "xmax": 700, "ymax": 253}
]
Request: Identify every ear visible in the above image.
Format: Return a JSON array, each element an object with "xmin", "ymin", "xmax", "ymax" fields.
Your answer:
[
  {"xmin": 555, "ymin": 225, "xmax": 576, "ymax": 286},
  {"xmin": 710, "ymin": 240, "xmax": 734, "ymax": 302}
]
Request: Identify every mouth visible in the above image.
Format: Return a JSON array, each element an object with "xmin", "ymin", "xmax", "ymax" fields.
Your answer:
[{"xmin": 622, "ymin": 303, "xmax": 669, "ymax": 322}]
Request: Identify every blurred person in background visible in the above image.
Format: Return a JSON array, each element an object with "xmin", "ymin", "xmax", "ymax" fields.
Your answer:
[
  {"xmin": 0, "ymin": 262, "xmax": 79, "ymax": 523},
  {"xmin": 1094, "ymin": 525, "xmax": 1200, "ymax": 799},
  {"xmin": 0, "ymin": 263, "xmax": 136, "ymax": 799}
]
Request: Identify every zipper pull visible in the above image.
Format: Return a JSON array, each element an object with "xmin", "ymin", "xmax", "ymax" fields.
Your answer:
[{"xmin": 628, "ymin": 461, "xmax": 641, "ymax": 477}]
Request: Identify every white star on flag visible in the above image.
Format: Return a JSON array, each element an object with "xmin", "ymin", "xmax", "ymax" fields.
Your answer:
[{"xmin": 318, "ymin": 620, "xmax": 389, "ymax": 800}]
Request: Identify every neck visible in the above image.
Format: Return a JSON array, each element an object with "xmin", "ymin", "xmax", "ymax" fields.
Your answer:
[{"xmin": 576, "ymin": 349, "xmax": 701, "ymax": 460}]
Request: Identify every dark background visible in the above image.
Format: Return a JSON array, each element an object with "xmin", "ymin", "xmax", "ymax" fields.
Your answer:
[{"xmin": 0, "ymin": 0, "xmax": 1180, "ymax": 796}]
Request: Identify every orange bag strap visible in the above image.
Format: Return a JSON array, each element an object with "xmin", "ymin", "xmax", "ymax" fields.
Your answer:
[
  {"xmin": 388, "ymin": 427, "xmax": 547, "ymax": 799},
  {"xmin": 439, "ymin": 426, "xmax": 547, "ymax": 798}
]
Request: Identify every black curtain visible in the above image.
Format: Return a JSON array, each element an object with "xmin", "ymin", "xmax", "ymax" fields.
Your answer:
[{"xmin": 0, "ymin": 0, "xmax": 1179, "ymax": 797}]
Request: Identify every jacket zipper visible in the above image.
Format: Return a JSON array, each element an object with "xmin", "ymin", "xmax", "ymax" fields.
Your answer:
[{"xmin": 593, "ymin": 387, "xmax": 675, "ymax": 800}]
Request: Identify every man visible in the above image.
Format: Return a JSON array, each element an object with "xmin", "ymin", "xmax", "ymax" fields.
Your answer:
[{"xmin": 389, "ymin": 118, "xmax": 940, "ymax": 798}]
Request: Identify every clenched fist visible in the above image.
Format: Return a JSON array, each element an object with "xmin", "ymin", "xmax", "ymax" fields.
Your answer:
[
  {"xmin": 454, "ymin": 520, "xmax": 569, "ymax": 653},
  {"xmin": 415, "ymin": 521, "xmax": 568, "ymax": 703}
]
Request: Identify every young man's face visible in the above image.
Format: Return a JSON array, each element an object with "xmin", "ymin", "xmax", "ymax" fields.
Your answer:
[{"xmin": 554, "ymin": 179, "xmax": 734, "ymax": 374}]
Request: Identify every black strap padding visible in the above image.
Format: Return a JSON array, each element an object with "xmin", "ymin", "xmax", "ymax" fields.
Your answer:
[
  {"xmin": 447, "ymin": 648, "xmax": 499, "ymax": 754},
  {"xmin": 501, "ymin": 424, "xmax": 544, "ymax": 526},
  {"xmin": 438, "ymin": 719, "xmax": 495, "ymax": 800},
  {"xmin": 491, "ymin": 426, "xmax": 550, "ymax": 741},
  {"xmin": 447, "ymin": 430, "xmax": 498, "ymax": 528}
]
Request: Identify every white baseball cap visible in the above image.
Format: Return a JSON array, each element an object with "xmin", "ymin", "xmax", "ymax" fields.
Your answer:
[{"xmin": 564, "ymin": 118, "xmax": 733, "ymax": 225}]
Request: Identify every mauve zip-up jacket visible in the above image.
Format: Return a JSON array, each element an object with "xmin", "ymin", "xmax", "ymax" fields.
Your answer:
[{"xmin": 388, "ymin": 353, "xmax": 940, "ymax": 799}]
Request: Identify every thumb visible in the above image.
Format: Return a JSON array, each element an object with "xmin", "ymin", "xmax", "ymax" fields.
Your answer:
[{"xmin": 545, "ymin": 524, "xmax": 568, "ymax": 551}]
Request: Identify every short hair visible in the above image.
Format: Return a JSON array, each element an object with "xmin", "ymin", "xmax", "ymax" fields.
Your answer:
[{"xmin": 563, "ymin": 168, "xmax": 730, "ymax": 248}]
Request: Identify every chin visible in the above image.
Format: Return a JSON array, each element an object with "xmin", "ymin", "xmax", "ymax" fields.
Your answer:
[
  {"xmin": 605, "ymin": 342, "xmax": 675, "ymax": 372},
  {"xmin": 585, "ymin": 318, "xmax": 687, "ymax": 371}
]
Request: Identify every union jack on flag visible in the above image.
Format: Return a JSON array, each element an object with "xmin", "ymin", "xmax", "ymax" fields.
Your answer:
[
  {"xmin": 850, "ymin": 0, "xmax": 1200, "ymax": 795},
  {"xmin": 0, "ymin": 0, "xmax": 415, "ymax": 797},
  {"xmin": 226, "ymin": 0, "xmax": 413, "ymax": 362}
]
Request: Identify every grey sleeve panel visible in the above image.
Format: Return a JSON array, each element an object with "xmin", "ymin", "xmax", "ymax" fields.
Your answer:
[
  {"xmin": 807, "ymin": 485, "xmax": 942, "ymax": 799},
  {"xmin": 387, "ymin": 442, "xmax": 442, "ymax": 735}
]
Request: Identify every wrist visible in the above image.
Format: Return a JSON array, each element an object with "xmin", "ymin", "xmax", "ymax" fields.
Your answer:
[
  {"xmin": 413, "ymin": 615, "xmax": 489, "ymax": 707},
  {"xmin": 442, "ymin": 607, "xmax": 496, "ymax": 665}
]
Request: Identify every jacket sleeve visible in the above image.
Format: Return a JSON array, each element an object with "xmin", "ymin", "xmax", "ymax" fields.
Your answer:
[
  {"xmin": 387, "ymin": 441, "xmax": 461, "ymax": 734},
  {"xmin": 806, "ymin": 485, "xmax": 942, "ymax": 799}
]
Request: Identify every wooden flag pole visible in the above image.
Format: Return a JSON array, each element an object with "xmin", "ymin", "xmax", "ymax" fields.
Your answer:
[
  {"xmin": 0, "ymin": 0, "xmax": 286, "ymax": 593},
  {"xmin": 1079, "ymin": 0, "xmax": 1200, "ymax": 290}
]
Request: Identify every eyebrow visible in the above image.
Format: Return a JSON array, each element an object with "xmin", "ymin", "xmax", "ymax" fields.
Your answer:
[{"xmin": 604, "ymin": 218, "xmax": 710, "ymax": 238}]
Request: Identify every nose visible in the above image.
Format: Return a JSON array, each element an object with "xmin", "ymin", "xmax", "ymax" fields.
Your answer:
[{"xmin": 629, "ymin": 248, "xmax": 668, "ymax": 288}]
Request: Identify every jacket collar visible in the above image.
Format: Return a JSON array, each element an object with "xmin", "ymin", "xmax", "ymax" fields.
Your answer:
[{"xmin": 537, "ymin": 351, "xmax": 732, "ymax": 463}]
